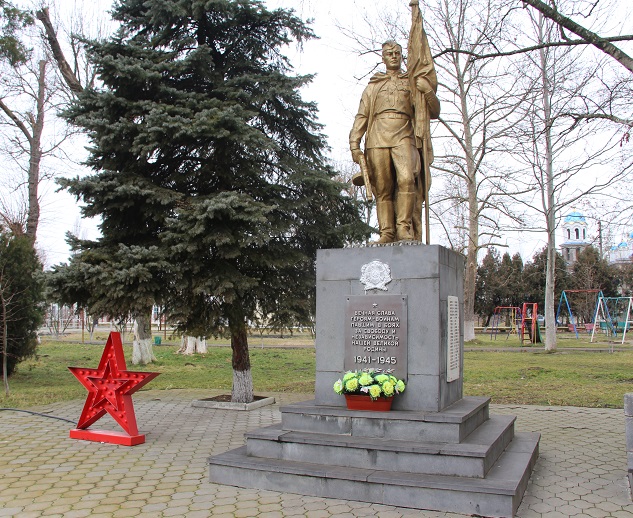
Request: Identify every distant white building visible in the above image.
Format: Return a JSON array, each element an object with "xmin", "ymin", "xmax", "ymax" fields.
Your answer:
[
  {"xmin": 608, "ymin": 232, "xmax": 633, "ymax": 264},
  {"xmin": 560, "ymin": 211, "xmax": 590, "ymax": 265}
]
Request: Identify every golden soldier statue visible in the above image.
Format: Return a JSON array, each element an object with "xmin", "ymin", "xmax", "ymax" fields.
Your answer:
[{"xmin": 350, "ymin": 0, "xmax": 440, "ymax": 244}]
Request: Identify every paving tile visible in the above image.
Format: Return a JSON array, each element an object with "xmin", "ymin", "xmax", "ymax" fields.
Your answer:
[{"xmin": 3, "ymin": 391, "xmax": 633, "ymax": 518}]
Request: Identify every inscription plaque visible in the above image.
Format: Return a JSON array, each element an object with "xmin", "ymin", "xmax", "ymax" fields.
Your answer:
[
  {"xmin": 447, "ymin": 296, "xmax": 460, "ymax": 382},
  {"xmin": 345, "ymin": 295, "xmax": 408, "ymax": 380}
]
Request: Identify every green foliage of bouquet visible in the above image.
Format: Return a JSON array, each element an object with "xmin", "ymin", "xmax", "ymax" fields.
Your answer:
[{"xmin": 333, "ymin": 369, "xmax": 406, "ymax": 400}]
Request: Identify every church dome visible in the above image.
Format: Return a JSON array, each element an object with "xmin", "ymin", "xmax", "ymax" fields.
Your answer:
[{"xmin": 564, "ymin": 211, "xmax": 586, "ymax": 224}]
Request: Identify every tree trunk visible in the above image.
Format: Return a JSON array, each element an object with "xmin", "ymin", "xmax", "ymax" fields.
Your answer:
[
  {"xmin": 176, "ymin": 335, "xmax": 207, "ymax": 354},
  {"xmin": 26, "ymin": 60, "xmax": 46, "ymax": 244},
  {"xmin": 230, "ymin": 318, "xmax": 253, "ymax": 404},
  {"xmin": 1, "ymin": 293, "xmax": 8, "ymax": 396},
  {"xmin": 539, "ymin": 15, "xmax": 557, "ymax": 352},
  {"xmin": 89, "ymin": 315, "xmax": 98, "ymax": 341},
  {"xmin": 132, "ymin": 312, "xmax": 156, "ymax": 365},
  {"xmin": 459, "ymin": 61, "xmax": 479, "ymax": 343},
  {"xmin": 36, "ymin": 8, "xmax": 84, "ymax": 93}
]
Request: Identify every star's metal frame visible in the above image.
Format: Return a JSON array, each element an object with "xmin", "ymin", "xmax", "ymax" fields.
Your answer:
[{"xmin": 68, "ymin": 332, "xmax": 160, "ymax": 446}]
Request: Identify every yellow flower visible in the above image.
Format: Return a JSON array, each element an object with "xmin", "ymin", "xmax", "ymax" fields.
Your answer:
[
  {"xmin": 375, "ymin": 374, "xmax": 389, "ymax": 383},
  {"xmin": 343, "ymin": 371, "xmax": 356, "ymax": 382},
  {"xmin": 382, "ymin": 381, "xmax": 394, "ymax": 396},
  {"xmin": 368, "ymin": 384, "xmax": 382, "ymax": 399},
  {"xmin": 333, "ymin": 380, "xmax": 343, "ymax": 394},
  {"xmin": 359, "ymin": 373, "xmax": 373, "ymax": 386},
  {"xmin": 345, "ymin": 378, "xmax": 359, "ymax": 392},
  {"xmin": 395, "ymin": 380, "xmax": 405, "ymax": 393}
]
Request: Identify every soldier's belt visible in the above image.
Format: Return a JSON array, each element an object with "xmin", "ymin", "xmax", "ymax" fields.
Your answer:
[{"xmin": 375, "ymin": 113, "xmax": 411, "ymax": 120}]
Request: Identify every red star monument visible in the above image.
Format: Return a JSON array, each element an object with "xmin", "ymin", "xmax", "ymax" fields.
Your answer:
[{"xmin": 68, "ymin": 331, "xmax": 160, "ymax": 446}]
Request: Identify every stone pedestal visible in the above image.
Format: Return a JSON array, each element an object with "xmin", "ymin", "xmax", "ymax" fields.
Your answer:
[
  {"xmin": 208, "ymin": 245, "xmax": 540, "ymax": 517},
  {"xmin": 315, "ymin": 245, "xmax": 462, "ymax": 411}
]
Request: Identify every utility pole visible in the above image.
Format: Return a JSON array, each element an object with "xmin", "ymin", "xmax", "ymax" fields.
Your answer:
[{"xmin": 598, "ymin": 220, "xmax": 603, "ymax": 258}]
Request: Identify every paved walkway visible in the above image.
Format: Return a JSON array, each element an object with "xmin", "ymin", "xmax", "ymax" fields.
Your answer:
[{"xmin": 0, "ymin": 389, "xmax": 632, "ymax": 517}]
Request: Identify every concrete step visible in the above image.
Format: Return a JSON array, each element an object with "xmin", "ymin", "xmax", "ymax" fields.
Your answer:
[
  {"xmin": 280, "ymin": 396, "xmax": 490, "ymax": 443},
  {"xmin": 245, "ymin": 414, "xmax": 515, "ymax": 479},
  {"xmin": 208, "ymin": 431, "xmax": 540, "ymax": 518}
]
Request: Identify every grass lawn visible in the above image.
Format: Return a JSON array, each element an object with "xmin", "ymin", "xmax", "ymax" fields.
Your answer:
[{"xmin": 1, "ymin": 335, "xmax": 632, "ymax": 409}]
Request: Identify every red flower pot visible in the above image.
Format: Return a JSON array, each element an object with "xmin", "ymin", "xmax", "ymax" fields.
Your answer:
[{"xmin": 344, "ymin": 394, "xmax": 393, "ymax": 411}]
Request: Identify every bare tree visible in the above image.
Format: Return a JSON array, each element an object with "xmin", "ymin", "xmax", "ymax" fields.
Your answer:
[
  {"xmin": 0, "ymin": 2, "xmax": 104, "ymax": 248},
  {"xmin": 0, "ymin": 57, "xmax": 49, "ymax": 243},
  {"xmin": 432, "ymin": 1, "xmax": 633, "ymax": 132},
  {"xmin": 506, "ymin": 8, "xmax": 632, "ymax": 350},
  {"xmin": 424, "ymin": 0, "xmax": 540, "ymax": 340}
]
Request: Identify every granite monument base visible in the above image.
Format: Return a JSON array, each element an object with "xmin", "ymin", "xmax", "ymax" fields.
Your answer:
[
  {"xmin": 208, "ymin": 396, "xmax": 539, "ymax": 517},
  {"xmin": 208, "ymin": 245, "xmax": 539, "ymax": 517}
]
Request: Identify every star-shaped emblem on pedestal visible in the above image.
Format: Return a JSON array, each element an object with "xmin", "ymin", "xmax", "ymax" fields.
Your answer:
[{"xmin": 68, "ymin": 331, "xmax": 159, "ymax": 445}]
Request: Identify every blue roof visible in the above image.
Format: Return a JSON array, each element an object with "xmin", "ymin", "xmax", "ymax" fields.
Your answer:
[{"xmin": 564, "ymin": 211, "xmax": 586, "ymax": 223}]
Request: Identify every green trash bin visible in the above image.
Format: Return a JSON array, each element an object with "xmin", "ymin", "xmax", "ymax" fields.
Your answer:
[{"xmin": 154, "ymin": 336, "xmax": 162, "ymax": 345}]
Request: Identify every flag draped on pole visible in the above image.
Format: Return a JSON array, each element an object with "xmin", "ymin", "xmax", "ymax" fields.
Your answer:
[{"xmin": 408, "ymin": 0, "xmax": 438, "ymax": 244}]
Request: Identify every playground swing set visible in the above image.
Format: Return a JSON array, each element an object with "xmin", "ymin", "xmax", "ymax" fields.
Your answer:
[
  {"xmin": 556, "ymin": 289, "xmax": 633, "ymax": 344},
  {"xmin": 556, "ymin": 289, "xmax": 601, "ymax": 338},
  {"xmin": 590, "ymin": 293, "xmax": 633, "ymax": 344},
  {"xmin": 489, "ymin": 302, "xmax": 541, "ymax": 344}
]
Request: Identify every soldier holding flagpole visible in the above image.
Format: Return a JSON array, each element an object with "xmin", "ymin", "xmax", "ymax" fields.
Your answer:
[{"xmin": 350, "ymin": 0, "xmax": 440, "ymax": 244}]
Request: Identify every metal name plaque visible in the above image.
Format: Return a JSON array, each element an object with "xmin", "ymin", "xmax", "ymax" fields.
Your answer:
[
  {"xmin": 344, "ymin": 295, "xmax": 408, "ymax": 380},
  {"xmin": 447, "ymin": 296, "xmax": 460, "ymax": 383}
]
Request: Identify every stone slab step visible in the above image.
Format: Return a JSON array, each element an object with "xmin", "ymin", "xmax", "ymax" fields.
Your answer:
[
  {"xmin": 280, "ymin": 396, "xmax": 490, "ymax": 443},
  {"xmin": 245, "ymin": 414, "xmax": 515, "ymax": 478},
  {"xmin": 208, "ymin": 431, "xmax": 540, "ymax": 518}
]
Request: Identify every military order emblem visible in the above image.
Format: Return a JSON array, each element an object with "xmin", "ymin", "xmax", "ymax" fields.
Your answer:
[{"xmin": 360, "ymin": 260, "xmax": 392, "ymax": 291}]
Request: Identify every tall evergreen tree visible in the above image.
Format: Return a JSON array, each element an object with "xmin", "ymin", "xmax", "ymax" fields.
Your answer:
[
  {"xmin": 570, "ymin": 246, "xmax": 619, "ymax": 323},
  {"xmin": 0, "ymin": 0, "xmax": 32, "ymax": 66},
  {"xmin": 0, "ymin": 229, "xmax": 43, "ymax": 394},
  {"xmin": 522, "ymin": 247, "xmax": 570, "ymax": 322},
  {"xmin": 475, "ymin": 248, "xmax": 502, "ymax": 326},
  {"xmin": 59, "ymin": 0, "xmax": 368, "ymax": 399}
]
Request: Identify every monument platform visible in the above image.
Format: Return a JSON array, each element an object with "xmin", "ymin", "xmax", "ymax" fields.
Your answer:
[
  {"xmin": 208, "ymin": 245, "xmax": 539, "ymax": 517},
  {"xmin": 208, "ymin": 397, "xmax": 539, "ymax": 517}
]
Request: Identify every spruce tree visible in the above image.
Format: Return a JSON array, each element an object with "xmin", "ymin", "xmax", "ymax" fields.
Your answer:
[
  {"xmin": 60, "ymin": 0, "xmax": 368, "ymax": 398},
  {"xmin": 0, "ymin": 0, "xmax": 32, "ymax": 66}
]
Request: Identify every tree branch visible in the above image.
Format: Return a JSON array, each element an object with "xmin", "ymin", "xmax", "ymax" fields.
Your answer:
[
  {"xmin": 0, "ymin": 99, "xmax": 32, "ymax": 144},
  {"xmin": 35, "ymin": 8, "xmax": 83, "ymax": 94},
  {"xmin": 435, "ymin": 34, "xmax": 633, "ymax": 61},
  {"xmin": 521, "ymin": 0, "xmax": 633, "ymax": 74}
]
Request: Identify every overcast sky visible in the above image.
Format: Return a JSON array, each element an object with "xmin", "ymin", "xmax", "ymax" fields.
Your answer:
[{"xmin": 26, "ymin": 0, "xmax": 633, "ymax": 266}]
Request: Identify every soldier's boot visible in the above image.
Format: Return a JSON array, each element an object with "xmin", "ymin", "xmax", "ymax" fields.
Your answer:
[
  {"xmin": 370, "ymin": 200, "xmax": 396, "ymax": 244},
  {"xmin": 395, "ymin": 191, "xmax": 416, "ymax": 241}
]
